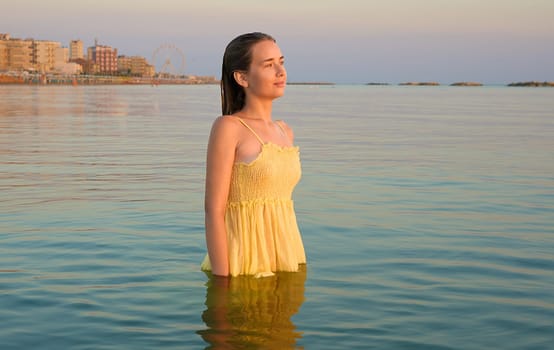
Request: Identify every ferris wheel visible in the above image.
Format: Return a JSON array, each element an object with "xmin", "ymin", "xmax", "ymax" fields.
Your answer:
[{"xmin": 152, "ymin": 44, "xmax": 186, "ymax": 77}]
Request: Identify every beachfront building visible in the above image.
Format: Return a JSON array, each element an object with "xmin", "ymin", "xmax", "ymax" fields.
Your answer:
[
  {"xmin": 55, "ymin": 61, "xmax": 83, "ymax": 75},
  {"xmin": 55, "ymin": 46, "xmax": 69, "ymax": 64},
  {"xmin": 0, "ymin": 34, "xmax": 9, "ymax": 70},
  {"xmin": 0, "ymin": 34, "xmax": 67, "ymax": 73},
  {"xmin": 70, "ymin": 40, "xmax": 84, "ymax": 60},
  {"xmin": 117, "ymin": 55, "xmax": 155, "ymax": 77},
  {"xmin": 53, "ymin": 46, "xmax": 82, "ymax": 75},
  {"xmin": 87, "ymin": 44, "xmax": 118, "ymax": 74},
  {"xmin": 144, "ymin": 64, "xmax": 155, "ymax": 78},
  {"xmin": 0, "ymin": 36, "xmax": 33, "ymax": 71},
  {"xmin": 32, "ymin": 40, "xmax": 61, "ymax": 73},
  {"xmin": 0, "ymin": 38, "xmax": 8, "ymax": 71},
  {"xmin": 0, "ymin": 34, "xmax": 7, "ymax": 70}
]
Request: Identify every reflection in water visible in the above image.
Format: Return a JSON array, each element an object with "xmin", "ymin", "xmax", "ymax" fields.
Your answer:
[
  {"xmin": 0, "ymin": 86, "xmax": 129, "ymax": 119},
  {"xmin": 198, "ymin": 266, "xmax": 306, "ymax": 349}
]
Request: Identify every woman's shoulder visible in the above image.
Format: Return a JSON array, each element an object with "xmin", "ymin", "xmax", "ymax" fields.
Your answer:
[
  {"xmin": 212, "ymin": 114, "xmax": 243, "ymax": 126},
  {"xmin": 210, "ymin": 115, "xmax": 244, "ymax": 134},
  {"xmin": 208, "ymin": 115, "xmax": 247, "ymax": 149}
]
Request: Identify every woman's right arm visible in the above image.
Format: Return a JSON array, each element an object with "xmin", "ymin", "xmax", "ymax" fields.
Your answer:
[{"xmin": 204, "ymin": 117, "xmax": 237, "ymax": 276}]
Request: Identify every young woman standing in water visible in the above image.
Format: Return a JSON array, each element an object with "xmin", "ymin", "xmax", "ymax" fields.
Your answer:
[{"xmin": 201, "ymin": 32, "xmax": 306, "ymax": 277}]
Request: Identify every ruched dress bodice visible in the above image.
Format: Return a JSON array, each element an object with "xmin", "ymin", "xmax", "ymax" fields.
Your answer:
[
  {"xmin": 201, "ymin": 119, "xmax": 306, "ymax": 277},
  {"xmin": 228, "ymin": 142, "xmax": 300, "ymax": 202}
]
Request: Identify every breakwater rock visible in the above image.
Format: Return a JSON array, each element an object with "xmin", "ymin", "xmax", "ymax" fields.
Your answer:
[
  {"xmin": 450, "ymin": 82, "xmax": 483, "ymax": 86},
  {"xmin": 399, "ymin": 82, "xmax": 440, "ymax": 86},
  {"xmin": 508, "ymin": 81, "xmax": 554, "ymax": 87}
]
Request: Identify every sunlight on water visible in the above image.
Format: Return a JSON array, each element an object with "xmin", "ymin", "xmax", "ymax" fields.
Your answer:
[{"xmin": 1, "ymin": 85, "xmax": 553, "ymax": 349}]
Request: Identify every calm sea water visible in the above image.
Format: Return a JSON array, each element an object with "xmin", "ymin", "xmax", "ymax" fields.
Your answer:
[{"xmin": 1, "ymin": 84, "xmax": 553, "ymax": 349}]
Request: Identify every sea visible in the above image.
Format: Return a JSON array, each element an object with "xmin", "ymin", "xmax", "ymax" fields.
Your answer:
[{"xmin": 1, "ymin": 84, "xmax": 553, "ymax": 349}]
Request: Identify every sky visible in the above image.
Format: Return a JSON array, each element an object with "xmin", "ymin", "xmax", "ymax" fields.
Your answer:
[{"xmin": 2, "ymin": 0, "xmax": 554, "ymax": 84}]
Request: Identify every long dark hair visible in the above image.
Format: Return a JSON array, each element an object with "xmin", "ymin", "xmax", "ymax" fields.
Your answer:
[{"xmin": 221, "ymin": 32, "xmax": 275, "ymax": 115}]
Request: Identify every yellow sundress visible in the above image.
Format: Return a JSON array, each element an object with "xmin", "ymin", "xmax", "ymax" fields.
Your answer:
[{"xmin": 201, "ymin": 117, "xmax": 306, "ymax": 277}]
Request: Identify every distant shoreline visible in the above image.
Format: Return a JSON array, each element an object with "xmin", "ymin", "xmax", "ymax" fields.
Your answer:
[
  {"xmin": 1, "ymin": 74, "xmax": 552, "ymax": 87},
  {"xmin": 0, "ymin": 73, "xmax": 218, "ymax": 86},
  {"xmin": 0, "ymin": 74, "xmax": 338, "ymax": 86}
]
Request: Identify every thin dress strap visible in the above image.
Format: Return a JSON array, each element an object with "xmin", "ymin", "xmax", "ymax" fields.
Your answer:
[
  {"xmin": 236, "ymin": 117, "xmax": 265, "ymax": 145},
  {"xmin": 275, "ymin": 120, "xmax": 287, "ymax": 137}
]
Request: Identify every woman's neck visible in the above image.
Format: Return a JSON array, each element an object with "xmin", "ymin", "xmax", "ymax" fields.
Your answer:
[{"xmin": 238, "ymin": 100, "xmax": 273, "ymax": 121}]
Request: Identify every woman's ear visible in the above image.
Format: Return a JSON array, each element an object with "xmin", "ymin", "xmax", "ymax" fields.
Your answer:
[{"xmin": 233, "ymin": 71, "xmax": 248, "ymax": 88}]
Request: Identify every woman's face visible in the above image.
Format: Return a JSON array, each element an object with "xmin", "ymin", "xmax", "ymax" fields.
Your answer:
[{"xmin": 243, "ymin": 40, "xmax": 287, "ymax": 100}]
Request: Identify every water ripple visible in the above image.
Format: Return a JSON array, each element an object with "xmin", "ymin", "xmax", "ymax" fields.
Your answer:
[{"xmin": 1, "ymin": 85, "xmax": 554, "ymax": 349}]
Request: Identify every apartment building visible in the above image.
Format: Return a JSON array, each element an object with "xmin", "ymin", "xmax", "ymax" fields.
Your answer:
[
  {"xmin": 87, "ymin": 44, "xmax": 117, "ymax": 74},
  {"xmin": 33, "ymin": 40, "xmax": 61, "ymax": 72},
  {"xmin": 1, "ymin": 33, "xmax": 66, "ymax": 73},
  {"xmin": 0, "ymin": 34, "xmax": 33, "ymax": 71},
  {"xmin": 70, "ymin": 40, "xmax": 84, "ymax": 60},
  {"xmin": 118, "ymin": 55, "xmax": 155, "ymax": 77},
  {"xmin": 0, "ymin": 34, "xmax": 8, "ymax": 71}
]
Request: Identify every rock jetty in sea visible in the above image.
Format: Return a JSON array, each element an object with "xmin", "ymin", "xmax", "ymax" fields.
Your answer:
[
  {"xmin": 366, "ymin": 82, "xmax": 390, "ymax": 85},
  {"xmin": 507, "ymin": 81, "xmax": 554, "ymax": 87},
  {"xmin": 450, "ymin": 82, "xmax": 483, "ymax": 86},
  {"xmin": 399, "ymin": 82, "xmax": 440, "ymax": 86}
]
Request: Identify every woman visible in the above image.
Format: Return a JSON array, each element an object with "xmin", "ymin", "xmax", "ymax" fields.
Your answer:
[{"xmin": 201, "ymin": 32, "xmax": 306, "ymax": 277}]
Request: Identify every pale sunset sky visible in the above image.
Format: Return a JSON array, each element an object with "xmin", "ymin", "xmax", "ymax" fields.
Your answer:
[{"xmin": 2, "ymin": 0, "xmax": 553, "ymax": 84}]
